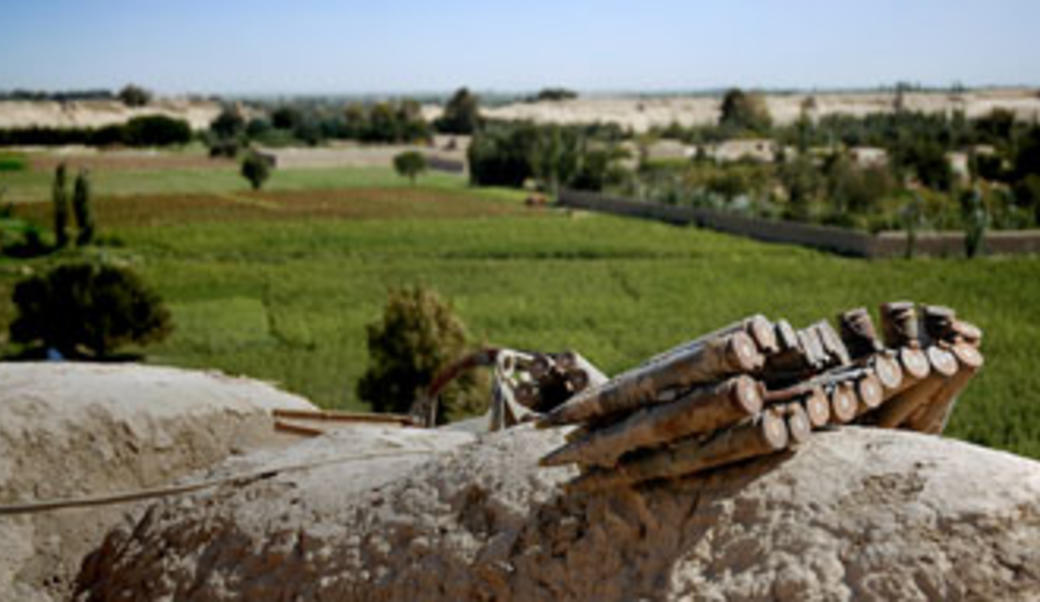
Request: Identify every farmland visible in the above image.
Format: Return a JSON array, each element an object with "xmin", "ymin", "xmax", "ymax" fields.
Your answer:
[{"xmin": 1, "ymin": 159, "xmax": 1038, "ymax": 458}]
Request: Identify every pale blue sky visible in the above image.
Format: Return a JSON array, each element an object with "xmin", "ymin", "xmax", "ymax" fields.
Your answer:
[{"xmin": 1, "ymin": 0, "xmax": 1037, "ymax": 94}]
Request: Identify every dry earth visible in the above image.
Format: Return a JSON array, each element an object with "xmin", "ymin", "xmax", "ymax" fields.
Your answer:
[
  {"xmin": 75, "ymin": 423, "xmax": 1040, "ymax": 601},
  {"xmin": 0, "ymin": 362, "xmax": 316, "ymax": 602},
  {"xmin": 0, "ymin": 98, "xmax": 223, "ymax": 131},
  {"xmin": 425, "ymin": 88, "xmax": 1040, "ymax": 132}
]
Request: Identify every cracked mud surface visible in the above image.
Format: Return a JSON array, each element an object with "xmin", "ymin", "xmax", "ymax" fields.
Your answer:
[{"xmin": 76, "ymin": 425, "xmax": 1040, "ymax": 601}]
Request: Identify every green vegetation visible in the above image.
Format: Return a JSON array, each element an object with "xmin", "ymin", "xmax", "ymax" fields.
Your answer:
[
  {"xmin": 240, "ymin": 152, "xmax": 272, "ymax": 190},
  {"xmin": 10, "ymin": 262, "xmax": 172, "ymax": 358},
  {"xmin": 72, "ymin": 169, "xmax": 95, "ymax": 245},
  {"xmin": 0, "ymin": 165, "xmax": 472, "ymax": 203},
  {"xmin": 358, "ymin": 285, "xmax": 483, "ymax": 423},
  {"xmin": 530, "ymin": 88, "xmax": 578, "ymax": 102},
  {"xmin": 52, "ymin": 163, "xmax": 69, "ymax": 248},
  {"xmin": 0, "ymin": 152, "xmax": 26, "ymax": 172},
  {"xmin": 393, "ymin": 151, "xmax": 427, "ymax": 184},
  {"xmin": 117, "ymin": 84, "xmax": 152, "ymax": 107},
  {"xmin": 0, "ymin": 115, "xmax": 192, "ymax": 147},
  {"xmin": 209, "ymin": 99, "xmax": 432, "ymax": 152},
  {"xmin": 719, "ymin": 88, "xmax": 772, "ymax": 134},
  {"xmin": 435, "ymin": 87, "xmax": 482, "ymax": 134},
  {"xmin": 0, "ymin": 176, "xmax": 1035, "ymax": 459}
]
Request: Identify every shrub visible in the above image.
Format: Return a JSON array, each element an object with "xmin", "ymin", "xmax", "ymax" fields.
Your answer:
[
  {"xmin": 0, "ymin": 152, "xmax": 26, "ymax": 172},
  {"xmin": 891, "ymin": 138, "xmax": 952, "ymax": 191},
  {"xmin": 779, "ymin": 156, "xmax": 819, "ymax": 220},
  {"xmin": 435, "ymin": 87, "xmax": 481, "ymax": 134},
  {"xmin": 72, "ymin": 169, "xmax": 95, "ymax": 245},
  {"xmin": 467, "ymin": 123, "xmax": 539, "ymax": 187},
  {"xmin": 210, "ymin": 107, "xmax": 246, "ymax": 139},
  {"xmin": 117, "ymin": 84, "xmax": 152, "ymax": 107},
  {"xmin": 271, "ymin": 106, "xmax": 303, "ymax": 130},
  {"xmin": 960, "ymin": 187, "xmax": 988, "ymax": 257},
  {"xmin": 52, "ymin": 163, "xmax": 69, "ymax": 248},
  {"xmin": 393, "ymin": 151, "xmax": 427, "ymax": 184},
  {"xmin": 532, "ymin": 88, "xmax": 578, "ymax": 102},
  {"xmin": 1014, "ymin": 126, "xmax": 1040, "ymax": 180},
  {"xmin": 357, "ymin": 286, "xmax": 483, "ymax": 423},
  {"xmin": 824, "ymin": 154, "xmax": 897, "ymax": 214},
  {"xmin": 1012, "ymin": 174, "xmax": 1040, "ymax": 224},
  {"xmin": 719, "ymin": 88, "xmax": 773, "ymax": 133},
  {"xmin": 207, "ymin": 137, "xmax": 240, "ymax": 158},
  {"xmin": 122, "ymin": 115, "xmax": 192, "ymax": 146},
  {"xmin": 240, "ymin": 152, "xmax": 272, "ymax": 190},
  {"xmin": 10, "ymin": 263, "xmax": 172, "ymax": 358}
]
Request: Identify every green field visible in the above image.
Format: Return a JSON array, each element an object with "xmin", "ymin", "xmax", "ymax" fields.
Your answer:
[{"xmin": 1, "ymin": 163, "xmax": 1038, "ymax": 459}]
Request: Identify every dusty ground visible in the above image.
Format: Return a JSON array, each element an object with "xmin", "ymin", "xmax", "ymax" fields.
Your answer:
[
  {"xmin": 257, "ymin": 137, "xmax": 467, "ymax": 170},
  {"xmin": 75, "ymin": 424, "xmax": 1040, "ymax": 601},
  {"xmin": 28, "ymin": 150, "xmax": 235, "ymax": 172},
  {"xmin": 425, "ymin": 88, "xmax": 1040, "ymax": 132},
  {"xmin": 0, "ymin": 98, "xmax": 222, "ymax": 131},
  {"xmin": 0, "ymin": 362, "xmax": 316, "ymax": 602}
]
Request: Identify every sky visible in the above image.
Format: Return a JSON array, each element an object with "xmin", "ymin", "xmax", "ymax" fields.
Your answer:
[{"xmin": 1, "ymin": 0, "xmax": 1038, "ymax": 95}]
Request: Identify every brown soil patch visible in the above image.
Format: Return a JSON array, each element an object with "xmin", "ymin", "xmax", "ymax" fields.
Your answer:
[{"xmin": 17, "ymin": 188, "xmax": 528, "ymax": 228}]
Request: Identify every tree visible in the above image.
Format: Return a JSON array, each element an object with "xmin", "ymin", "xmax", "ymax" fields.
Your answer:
[
  {"xmin": 122, "ymin": 115, "xmax": 192, "ymax": 146},
  {"xmin": 531, "ymin": 125, "xmax": 584, "ymax": 199},
  {"xmin": 10, "ymin": 262, "xmax": 172, "ymax": 358},
  {"xmin": 357, "ymin": 286, "xmax": 483, "ymax": 423},
  {"xmin": 719, "ymin": 88, "xmax": 773, "ymax": 133},
  {"xmin": 52, "ymin": 163, "xmax": 69, "ymax": 248},
  {"xmin": 779, "ymin": 156, "xmax": 819, "ymax": 220},
  {"xmin": 960, "ymin": 186, "xmax": 988, "ymax": 258},
  {"xmin": 534, "ymin": 88, "xmax": 578, "ymax": 102},
  {"xmin": 117, "ymin": 84, "xmax": 152, "ymax": 107},
  {"xmin": 271, "ymin": 106, "xmax": 303, "ymax": 130},
  {"xmin": 393, "ymin": 151, "xmax": 427, "ymax": 184},
  {"xmin": 436, "ymin": 87, "xmax": 481, "ymax": 134},
  {"xmin": 210, "ymin": 107, "xmax": 246, "ymax": 139},
  {"xmin": 72, "ymin": 169, "xmax": 95, "ymax": 245},
  {"xmin": 240, "ymin": 152, "xmax": 272, "ymax": 190},
  {"xmin": 467, "ymin": 123, "xmax": 539, "ymax": 187}
]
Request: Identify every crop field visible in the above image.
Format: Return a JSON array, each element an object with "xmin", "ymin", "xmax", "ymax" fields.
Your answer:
[{"xmin": 1, "ymin": 164, "xmax": 1038, "ymax": 459}]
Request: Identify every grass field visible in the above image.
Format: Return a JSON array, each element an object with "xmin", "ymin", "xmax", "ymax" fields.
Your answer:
[
  {"xmin": 1, "ymin": 162, "xmax": 473, "ymax": 203},
  {"xmin": 1, "ymin": 163, "xmax": 1038, "ymax": 459}
]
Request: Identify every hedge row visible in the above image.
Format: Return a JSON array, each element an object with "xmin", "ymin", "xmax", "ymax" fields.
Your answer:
[{"xmin": 0, "ymin": 115, "xmax": 192, "ymax": 147}]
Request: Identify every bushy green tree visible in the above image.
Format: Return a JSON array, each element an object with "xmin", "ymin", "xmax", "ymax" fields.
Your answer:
[
  {"xmin": 531, "ymin": 125, "xmax": 584, "ymax": 198},
  {"xmin": 117, "ymin": 84, "xmax": 151, "ymax": 107},
  {"xmin": 892, "ymin": 138, "xmax": 952, "ymax": 191},
  {"xmin": 779, "ymin": 156, "xmax": 819, "ymax": 220},
  {"xmin": 122, "ymin": 115, "xmax": 192, "ymax": 146},
  {"xmin": 52, "ymin": 163, "xmax": 69, "ymax": 248},
  {"xmin": 393, "ymin": 151, "xmax": 427, "ymax": 184},
  {"xmin": 210, "ymin": 107, "xmax": 246, "ymax": 139},
  {"xmin": 271, "ymin": 106, "xmax": 303, "ymax": 130},
  {"xmin": 960, "ymin": 186, "xmax": 988, "ymax": 257},
  {"xmin": 10, "ymin": 262, "xmax": 172, "ymax": 357},
  {"xmin": 534, "ymin": 88, "xmax": 578, "ymax": 102},
  {"xmin": 467, "ymin": 123, "xmax": 539, "ymax": 187},
  {"xmin": 357, "ymin": 286, "xmax": 483, "ymax": 423},
  {"xmin": 240, "ymin": 152, "xmax": 272, "ymax": 190},
  {"xmin": 436, "ymin": 87, "xmax": 481, "ymax": 134},
  {"xmin": 1014, "ymin": 126, "xmax": 1040, "ymax": 180},
  {"xmin": 72, "ymin": 168, "xmax": 95, "ymax": 245},
  {"xmin": 719, "ymin": 88, "xmax": 773, "ymax": 133},
  {"xmin": 824, "ymin": 153, "xmax": 896, "ymax": 214}
]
